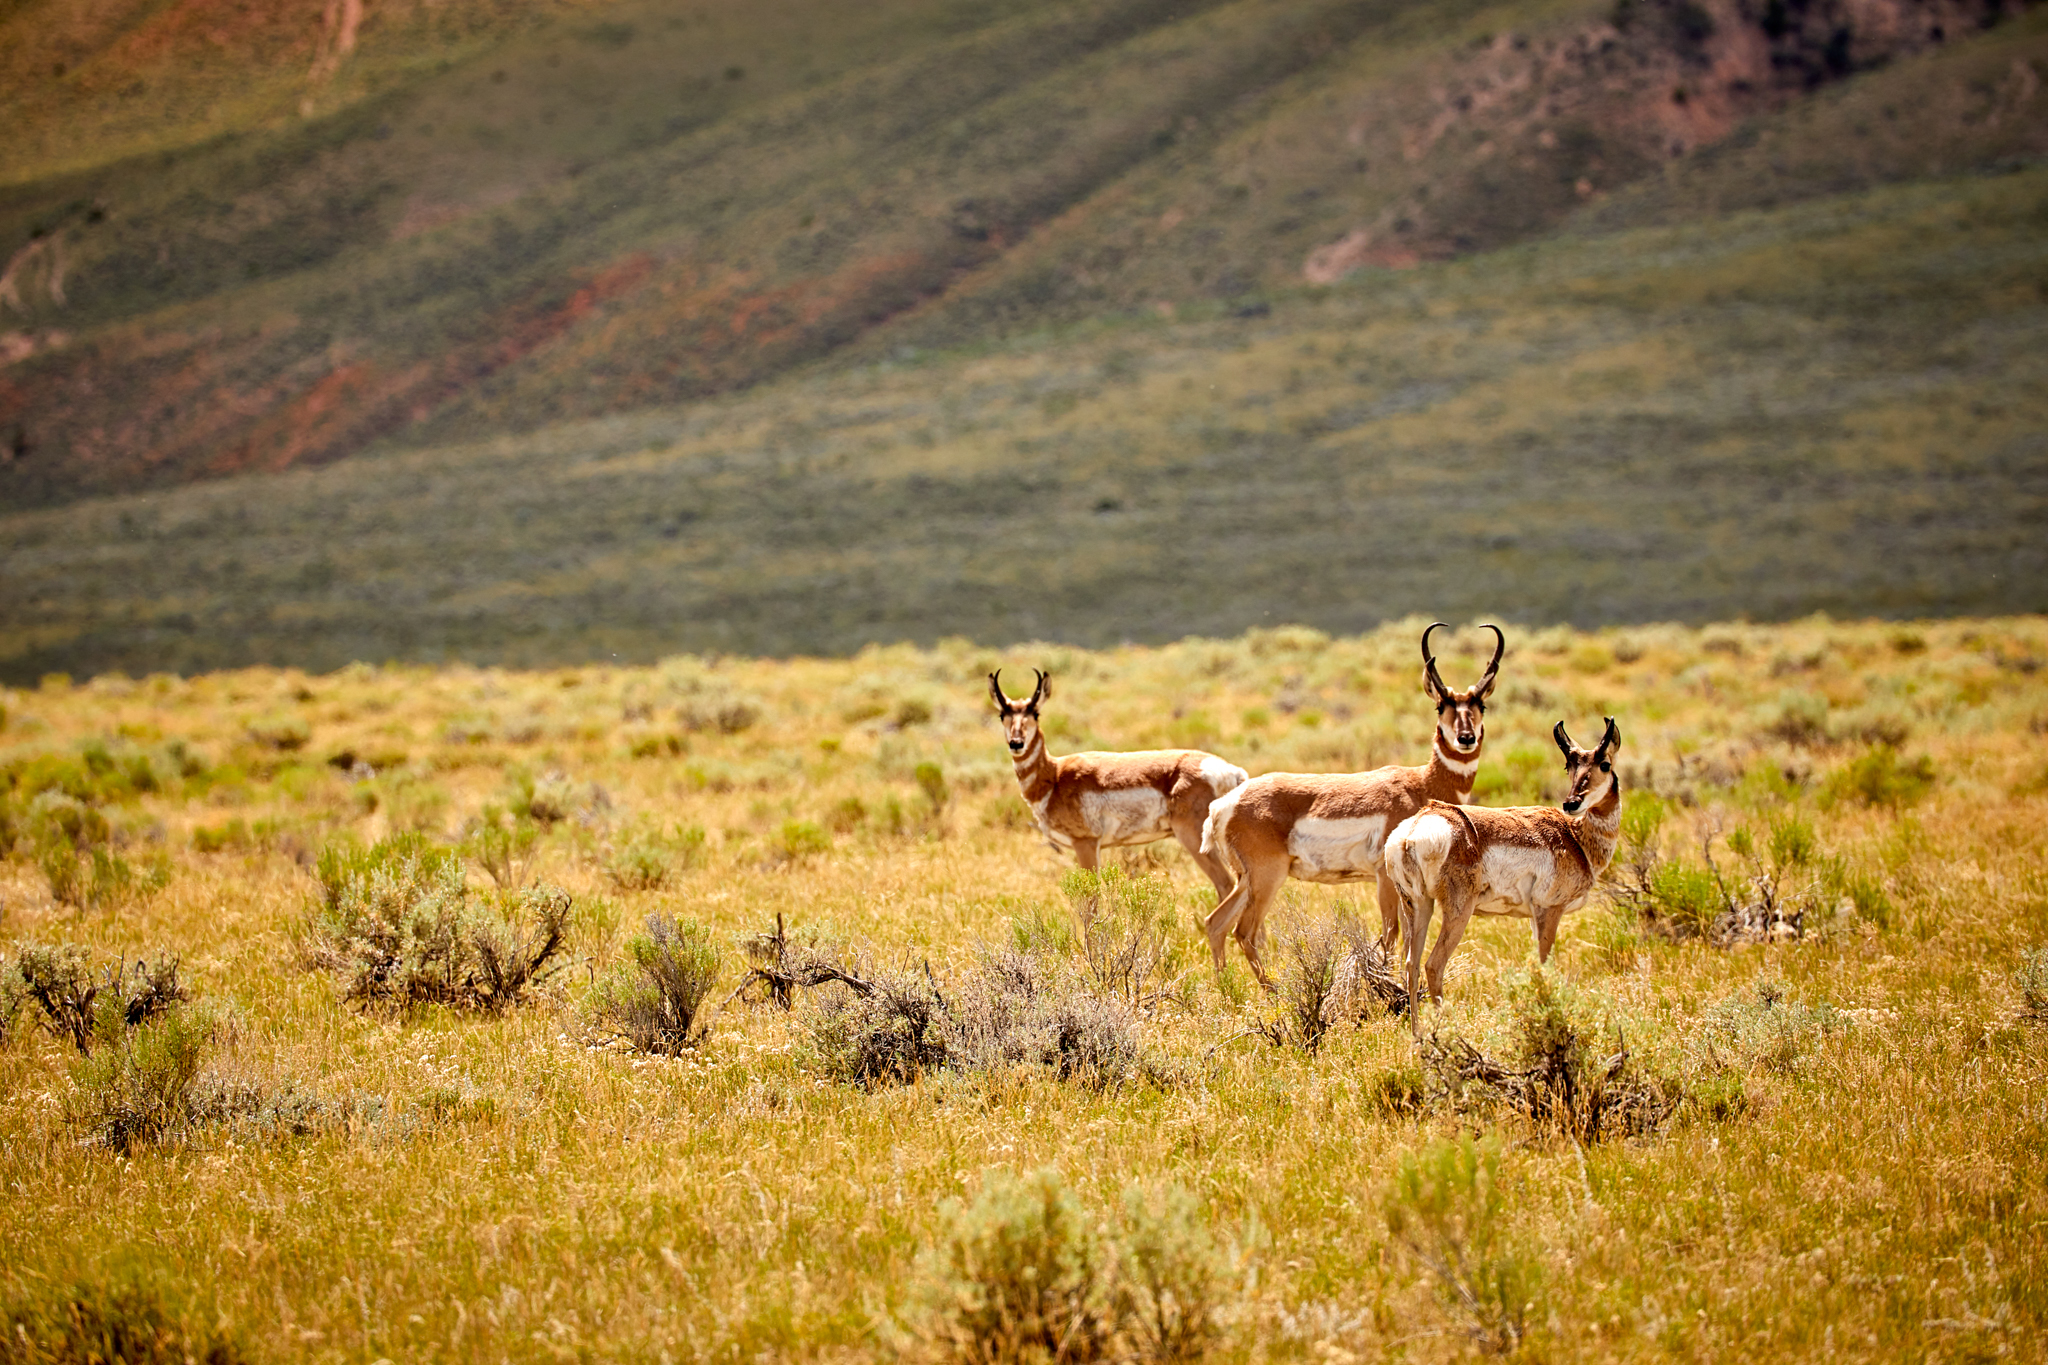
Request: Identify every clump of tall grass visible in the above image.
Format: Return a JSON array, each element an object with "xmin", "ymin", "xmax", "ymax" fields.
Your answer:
[
  {"xmin": 914, "ymin": 1168, "xmax": 1233, "ymax": 1363},
  {"xmin": 1380, "ymin": 1135, "xmax": 1540, "ymax": 1355},
  {"xmin": 1821, "ymin": 745, "xmax": 1936, "ymax": 808},
  {"xmin": 1609, "ymin": 794, "xmax": 1843, "ymax": 944},
  {"xmin": 461, "ymin": 803, "xmax": 543, "ymax": 887},
  {"xmin": 0, "ymin": 1277, "xmax": 246, "ymax": 1365},
  {"xmin": 305, "ymin": 840, "xmax": 572, "ymax": 1012},
  {"xmin": 587, "ymin": 913, "xmax": 722, "ymax": 1054}
]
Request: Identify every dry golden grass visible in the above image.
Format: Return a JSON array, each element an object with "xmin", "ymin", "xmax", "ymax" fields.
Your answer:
[{"xmin": 1, "ymin": 615, "xmax": 2044, "ymax": 1362}]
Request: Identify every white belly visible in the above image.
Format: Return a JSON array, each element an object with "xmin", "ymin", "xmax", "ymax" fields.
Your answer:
[
  {"xmin": 1470, "ymin": 844, "xmax": 1561, "ymax": 918},
  {"xmin": 1078, "ymin": 787, "xmax": 1173, "ymax": 846},
  {"xmin": 1287, "ymin": 814, "xmax": 1389, "ymax": 884}
]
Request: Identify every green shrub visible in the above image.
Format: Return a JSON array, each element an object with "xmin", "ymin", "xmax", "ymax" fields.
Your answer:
[
  {"xmin": 588, "ymin": 914, "xmax": 722, "ymax": 1054},
  {"xmin": 0, "ymin": 1277, "xmax": 245, "ymax": 1364},
  {"xmin": 921, "ymin": 1168, "xmax": 1119, "ymax": 1363},
  {"xmin": 66, "ymin": 1004, "xmax": 219, "ymax": 1152},
  {"xmin": 307, "ymin": 856, "xmax": 572, "ymax": 1013},
  {"xmin": 1380, "ymin": 1135, "xmax": 1539, "ymax": 1354},
  {"xmin": 773, "ymin": 819, "xmax": 832, "ymax": 860},
  {"xmin": 245, "ymin": 712, "xmax": 311, "ymax": 751},
  {"xmin": 1822, "ymin": 746, "xmax": 1935, "ymax": 808},
  {"xmin": 312, "ymin": 830, "xmax": 458, "ymax": 911},
  {"xmin": 1115, "ymin": 1184, "xmax": 1230, "ymax": 1363},
  {"xmin": 11, "ymin": 946, "xmax": 186, "ymax": 1054},
  {"xmin": 1647, "ymin": 859, "xmax": 1723, "ymax": 936},
  {"xmin": 602, "ymin": 821, "xmax": 705, "ymax": 890},
  {"xmin": 1062, "ymin": 868, "xmax": 1186, "ymax": 1011},
  {"xmin": 2017, "ymin": 947, "xmax": 2048, "ymax": 1021},
  {"xmin": 1702, "ymin": 978, "xmax": 1850, "ymax": 1074},
  {"xmin": 462, "ymin": 804, "xmax": 543, "ymax": 888},
  {"xmin": 915, "ymin": 760, "xmax": 950, "ymax": 811}
]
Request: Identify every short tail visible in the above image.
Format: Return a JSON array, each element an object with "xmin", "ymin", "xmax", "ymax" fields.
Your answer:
[{"xmin": 1199, "ymin": 784, "xmax": 1242, "ymax": 867}]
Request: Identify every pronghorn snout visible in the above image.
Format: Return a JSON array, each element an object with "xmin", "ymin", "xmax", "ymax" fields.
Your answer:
[{"xmin": 1007, "ymin": 738, "xmax": 1026, "ymax": 753}]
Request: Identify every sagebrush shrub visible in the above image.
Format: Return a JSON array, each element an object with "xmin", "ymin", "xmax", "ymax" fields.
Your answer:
[
  {"xmin": 588, "ymin": 914, "xmax": 722, "ymax": 1053},
  {"xmin": 2018, "ymin": 947, "xmax": 2048, "ymax": 1021},
  {"xmin": 922, "ymin": 1168, "xmax": 1120, "ymax": 1364},
  {"xmin": 11, "ymin": 945, "xmax": 186, "ymax": 1054},
  {"xmin": 67, "ymin": 1004, "xmax": 218, "ymax": 1152},
  {"xmin": 307, "ymin": 854, "xmax": 572, "ymax": 1012},
  {"xmin": 1823, "ymin": 746, "xmax": 1935, "ymax": 808},
  {"xmin": 1703, "ymin": 978, "xmax": 1849, "ymax": 1073},
  {"xmin": 602, "ymin": 821, "xmax": 705, "ymax": 890},
  {"xmin": 1380, "ymin": 1135, "xmax": 1540, "ymax": 1355},
  {"xmin": 462, "ymin": 803, "xmax": 542, "ymax": 888},
  {"xmin": 1116, "ymin": 1184, "xmax": 1230, "ymax": 1362},
  {"xmin": 1061, "ymin": 868, "xmax": 1186, "ymax": 1010}
]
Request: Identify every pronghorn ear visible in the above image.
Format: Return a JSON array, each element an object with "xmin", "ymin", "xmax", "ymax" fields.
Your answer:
[
  {"xmin": 1029, "ymin": 668, "xmax": 1050, "ymax": 713},
  {"xmin": 988, "ymin": 672, "xmax": 1012, "ymax": 715},
  {"xmin": 1553, "ymin": 720, "xmax": 1576, "ymax": 763},
  {"xmin": 1596, "ymin": 716, "xmax": 1621, "ymax": 761}
]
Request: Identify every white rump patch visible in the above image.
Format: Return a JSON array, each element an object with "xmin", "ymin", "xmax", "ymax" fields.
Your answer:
[
  {"xmin": 1080, "ymin": 786, "xmax": 1173, "ymax": 846},
  {"xmin": 1199, "ymin": 755, "xmax": 1248, "ymax": 796},
  {"xmin": 1287, "ymin": 814, "xmax": 1390, "ymax": 884},
  {"xmin": 1384, "ymin": 811, "xmax": 1458, "ymax": 901},
  {"xmin": 1200, "ymin": 784, "xmax": 1245, "ymax": 856}
]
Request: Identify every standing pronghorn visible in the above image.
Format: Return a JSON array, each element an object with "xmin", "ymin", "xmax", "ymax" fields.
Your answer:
[
  {"xmin": 990, "ymin": 669, "xmax": 1247, "ymax": 896},
  {"xmin": 1199, "ymin": 623, "xmax": 1504, "ymax": 985},
  {"xmin": 1383, "ymin": 717, "xmax": 1623, "ymax": 1038}
]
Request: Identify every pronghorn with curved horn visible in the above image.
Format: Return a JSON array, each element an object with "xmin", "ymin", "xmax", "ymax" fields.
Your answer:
[
  {"xmin": 1199, "ymin": 623, "xmax": 1504, "ymax": 985},
  {"xmin": 990, "ymin": 669, "xmax": 1247, "ymax": 896},
  {"xmin": 1383, "ymin": 717, "xmax": 1623, "ymax": 1038}
]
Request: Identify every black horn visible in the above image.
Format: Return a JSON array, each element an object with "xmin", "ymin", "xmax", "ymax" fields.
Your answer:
[
  {"xmin": 1476, "ymin": 623, "xmax": 1505, "ymax": 696},
  {"xmin": 1553, "ymin": 720, "xmax": 1576, "ymax": 761},
  {"xmin": 1596, "ymin": 715, "xmax": 1621, "ymax": 759},
  {"xmin": 1420, "ymin": 621, "xmax": 1451, "ymax": 699},
  {"xmin": 988, "ymin": 671, "xmax": 1012, "ymax": 714},
  {"xmin": 1029, "ymin": 668, "xmax": 1051, "ymax": 711}
]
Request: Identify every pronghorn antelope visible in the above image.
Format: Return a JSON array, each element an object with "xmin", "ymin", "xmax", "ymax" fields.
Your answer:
[
  {"xmin": 1199, "ymin": 623, "xmax": 1504, "ymax": 985},
  {"xmin": 1383, "ymin": 717, "xmax": 1623, "ymax": 1038},
  {"xmin": 989, "ymin": 669, "xmax": 1247, "ymax": 896}
]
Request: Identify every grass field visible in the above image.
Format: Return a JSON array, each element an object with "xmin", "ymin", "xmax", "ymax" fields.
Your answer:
[{"xmin": 1, "ymin": 615, "xmax": 2044, "ymax": 1361}]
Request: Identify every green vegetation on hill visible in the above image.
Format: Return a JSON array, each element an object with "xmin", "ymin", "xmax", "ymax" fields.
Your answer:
[
  {"xmin": 2, "ymin": 0, "xmax": 2041, "ymax": 508},
  {"xmin": 3, "ymin": 164, "xmax": 2044, "ymax": 681}
]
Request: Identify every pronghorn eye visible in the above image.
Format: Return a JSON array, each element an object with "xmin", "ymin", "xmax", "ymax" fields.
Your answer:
[{"xmin": 1599, "ymin": 762, "xmax": 1611, "ymax": 772}]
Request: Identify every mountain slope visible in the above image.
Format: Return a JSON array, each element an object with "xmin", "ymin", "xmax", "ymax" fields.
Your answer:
[
  {"xmin": 3, "ymin": 0, "xmax": 2040, "ymax": 509},
  {"xmin": 3, "ymin": 162, "xmax": 2043, "ymax": 680}
]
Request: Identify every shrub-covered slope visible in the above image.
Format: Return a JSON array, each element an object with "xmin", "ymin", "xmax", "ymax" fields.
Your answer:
[{"xmin": 1, "ymin": 0, "xmax": 2040, "ymax": 507}]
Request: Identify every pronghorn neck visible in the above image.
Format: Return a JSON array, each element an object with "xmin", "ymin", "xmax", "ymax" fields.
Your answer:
[
  {"xmin": 1011, "ymin": 730, "xmax": 1058, "ymax": 803},
  {"xmin": 1423, "ymin": 726, "xmax": 1481, "ymax": 802},
  {"xmin": 1569, "ymin": 782, "xmax": 1623, "ymax": 873}
]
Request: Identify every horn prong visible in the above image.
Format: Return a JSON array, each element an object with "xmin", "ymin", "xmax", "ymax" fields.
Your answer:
[{"xmin": 1421, "ymin": 621, "xmax": 1451, "ymax": 698}]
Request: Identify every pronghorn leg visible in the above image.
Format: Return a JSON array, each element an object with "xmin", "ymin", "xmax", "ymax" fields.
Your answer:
[
  {"xmin": 1401, "ymin": 890, "xmax": 1433, "ymax": 1040},
  {"xmin": 1203, "ymin": 877, "xmax": 1252, "ymax": 973},
  {"xmin": 1071, "ymin": 837, "xmax": 1102, "ymax": 922},
  {"xmin": 1230, "ymin": 860, "xmax": 1289, "ymax": 990},
  {"xmin": 1534, "ymin": 903, "xmax": 1567, "ymax": 965},
  {"xmin": 1423, "ymin": 895, "xmax": 1474, "ymax": 1005},
  {"xmin": 1172, "ymin": 812, "xmax": 1236, "ymax": 899},
  {"xmin": 1375, "ymin": 873, "xmax": 1403, "ymax": 953}
]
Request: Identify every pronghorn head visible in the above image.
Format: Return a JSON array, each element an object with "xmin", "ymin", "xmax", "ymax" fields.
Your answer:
[
  {"xmin": 1555, "ymin": 716, "xmax": 1622, "ymax": 815},
  {"xmin": 988, "ymin": 668, "xmax": 1050, "ymax": 757},
  {"xmin": 1422, "ymin": 622, "xmax": 1504, "ymax": 759}
]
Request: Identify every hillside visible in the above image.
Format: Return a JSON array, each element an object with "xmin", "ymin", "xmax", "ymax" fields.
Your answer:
[
  {"xmin": 3, "ymin": 162, "xmax": 2044, "ymax": 682},
  {"xmin": 0, "ymin": 616, "xmax": 2044, "ymax": 1360},
  {"xmin": 2, "ymin": 0, "xmax": 2042, "ymax": 508}
]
